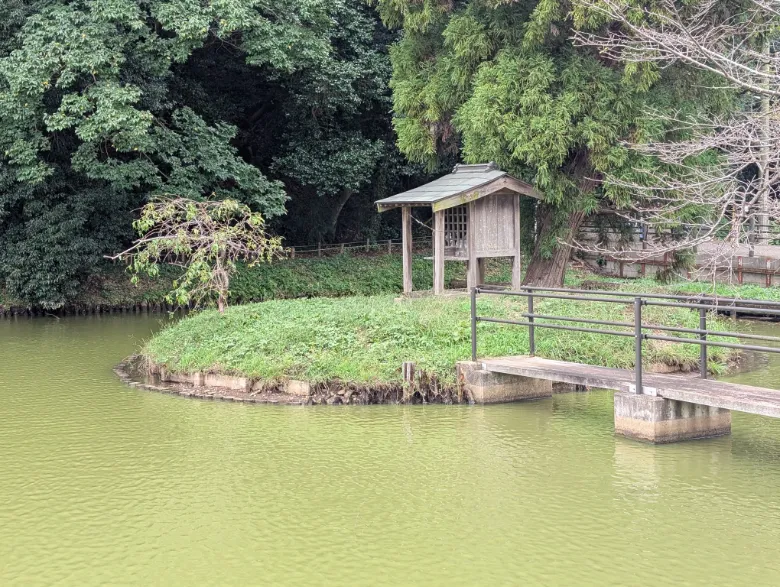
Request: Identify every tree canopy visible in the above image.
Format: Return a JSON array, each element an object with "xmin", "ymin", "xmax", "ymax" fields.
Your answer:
[{"xmin": 0, "ymin": 0, "xmax": 424, "ymax": 308}]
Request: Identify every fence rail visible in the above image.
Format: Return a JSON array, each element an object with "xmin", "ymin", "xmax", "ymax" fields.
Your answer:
[
  {"xmin": 287, "ymin": 237, "xmax": 432, "ymax": 258},
  {"xmin": 470, "ymin": 286, "xmax": 780, "ymax": 395}
]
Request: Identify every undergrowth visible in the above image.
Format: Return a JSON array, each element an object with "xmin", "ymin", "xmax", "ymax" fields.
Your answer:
[{"xmin": 4, "ymin": 252, "xmax": 776, "ymax": 310}]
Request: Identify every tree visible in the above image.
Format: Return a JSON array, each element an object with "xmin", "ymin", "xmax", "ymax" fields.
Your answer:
[
  {"xmin": 0, "ymin": 0, "xmax": 412, "ymax": 307},
  {"xmin": 570, "ymin": 0, "xmax": 780, "ymax": 264},
  {"xmin": 375, "ymin": 0, "xmax": 735, "ymax": 286},
  {"xmin": 110, "ymin": 197, "xmax": 282, "ymax": 313},
  {"xmin": 270, "ymin": 2, "xmax": 391, "ymax": 242},
  {"xmin": 0, "ymin": 0, "xmax": 312, "ymax": 307}
]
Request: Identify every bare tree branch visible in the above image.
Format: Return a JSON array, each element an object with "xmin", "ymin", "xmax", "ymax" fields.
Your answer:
[{"xmin": 569, "ymin": 0, "xmax": 780, "ymax": 282}]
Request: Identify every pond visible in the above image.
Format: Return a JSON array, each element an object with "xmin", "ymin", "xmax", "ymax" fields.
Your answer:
[{"xmin": 2, "ymin": 315, "xmax": 780, "ymax": 585}]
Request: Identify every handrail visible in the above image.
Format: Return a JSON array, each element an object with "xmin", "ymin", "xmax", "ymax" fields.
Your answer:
[
  {"xmin": 498, "ymin": 285, "xmax": 780, "ymax": 308},
  {"xmin": 470, "ymin": 285, "xmax": 780, "ymax": 395}
]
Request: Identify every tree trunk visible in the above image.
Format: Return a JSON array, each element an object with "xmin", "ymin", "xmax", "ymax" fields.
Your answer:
[
  {"xmin": 756, "ymin": 36, "xmax": 771, "ymax": 245},
  {"xmin": 522, "ymin": 206, "xmax": 585, "ymax": 288},
  {"xmin": 217, "ymin": 253, "xmax": 228, "ymax": 314},
  {"xmin": 327, "ymin": 188, "xmax": 355, "ymax": 239}
]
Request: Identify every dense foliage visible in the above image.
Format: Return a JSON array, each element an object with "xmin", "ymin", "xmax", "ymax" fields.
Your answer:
[
  {"xmin": 1, "ymin": 0, "xmax": 742, "ymax": 306},
  {"xmin": 0, "ymin": 0, "xmax": 429, "ymax": 308}
]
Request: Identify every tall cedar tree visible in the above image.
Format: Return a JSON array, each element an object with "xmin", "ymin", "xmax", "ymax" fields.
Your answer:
[{"xmin": 376, "ymin": 0, "xmax": 733, "ymax": 286}]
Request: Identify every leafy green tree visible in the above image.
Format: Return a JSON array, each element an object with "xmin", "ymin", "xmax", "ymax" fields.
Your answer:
[
  {"xmin": 375, "ymin": 0, "xmax": 732, "ymax": 286},
  {"xmin": 111, "ymin": 197, "xmax": 282, "ymax": 313},
  {"xmin": 0, "ymin": 0, "xmax": 412, "ymax": 307}
]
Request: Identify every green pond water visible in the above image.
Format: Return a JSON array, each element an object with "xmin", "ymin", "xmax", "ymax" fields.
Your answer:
[{"xmin": 2, "ymin": 315, "xmax": 780, "ymax": 586}]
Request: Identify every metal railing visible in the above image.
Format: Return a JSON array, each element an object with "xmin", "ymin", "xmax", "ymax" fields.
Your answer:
[{"xmin": 470, "ymin": 286, "xmax": 780, "ymax": 394}]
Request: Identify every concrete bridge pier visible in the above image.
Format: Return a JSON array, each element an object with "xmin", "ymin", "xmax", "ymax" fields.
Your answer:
[
  {"xmin": 614, "ymin": 392, "xmax": 731, "ymax": 444},
  {"xmin": 457, "ymin": 362, "xmax": 552, "ymax": 404}
]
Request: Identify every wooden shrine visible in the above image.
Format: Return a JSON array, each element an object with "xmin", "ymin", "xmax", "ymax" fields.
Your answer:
[{"xmin": 375, "ymin": 163, "xmax": 542, "ymax": 294}]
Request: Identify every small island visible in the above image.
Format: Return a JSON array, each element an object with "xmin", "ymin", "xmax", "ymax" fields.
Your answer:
[{"xmin": 126, "ymin": 290, "xmax": 734, "ymax": 405}]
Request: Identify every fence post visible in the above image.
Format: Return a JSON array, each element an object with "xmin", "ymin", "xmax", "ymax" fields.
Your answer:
[
  {"xmin": 290, "ymin": 247, "xmax": 296, "ymax": 259},
  {"xmin": 527, "ymin": 289, "xmax": 535, "ymax": 356},
  {"xmin": 470, "ymin": 287, "xmax": 478, "ymax": 362},
  {"xmin": 402, "ymin": 361, "xmax": 416, "ymax": 401},
  {"xmin": 387, "ymin": 239, "xmax": 392, "ymax": 254},
  {"xmin": 340, "ymin": 243, "xmax": 345, "ymax": 254},
  {"xmin": 318, "ymin": 241, "xmax": 322, "ymax": 257},
  {"xmin": 699, "ymin": 308, "xmax": 707, "ymax": 379},
  {"xmin": 634, "ymin": 297, "xmax": 643, "ymax": 394},
  {"xmin": 366, "ymin": 238, "xmax": 370, "ymax": 252}
]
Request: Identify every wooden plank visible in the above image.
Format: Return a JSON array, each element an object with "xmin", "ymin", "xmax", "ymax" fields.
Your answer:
[
  {"xmin": 482, "ymin": 356, "xmax": 635, "ymax": 392},
  {"xmin": 645, "ymin": 374, "xmax": 780, "ymax": 418},
  {"xmin": 512, "ymin": 194, "xmax": 522, "ymax": 290},
  {"xmin": 467, "ymin": 201, "xmax": 478, "ymax": 289},
  {"xmin": 474, "ymin": 194, "xmax": 515, "ymax": 253},
  {"xmin": 434, "ymin": 209, "xmax": 445, "ymax": 294},
  {"xmin": 477, "ymin": 258, "xmax": 486, "ymax": 286},
  {"xmin": 424, "ymin": 256, "xmax": 468, "ymax": 262},
  {"xmin": 377, "ymin": 203, "xmax": 406, "ymax": 212},
  {"xmin": 473, "ymin": 248, "xmax": 518, "ymax": 258},
  {"xmin": 480, "ymin": 356, "xmax": 780, "ymax": 418},
  {"xmin": 402, "ymin": 206, "xmax": 413, "ymax": 294}
]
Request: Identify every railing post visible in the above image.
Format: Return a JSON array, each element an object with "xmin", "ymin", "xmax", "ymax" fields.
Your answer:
[
  {"xmin": 700, "ymin": 308, "xmax": 707, "ymax": 379},
  {"xmin": 527, "ymin": 289, "xmax": 535, "ymax": 356},
  {"xmin": 634, "ymin": 297, "xmax": 643, "ymax": 394},
  {"xmin": 470, "ymin": 287, "xmax": 478, "ymax": 362}
]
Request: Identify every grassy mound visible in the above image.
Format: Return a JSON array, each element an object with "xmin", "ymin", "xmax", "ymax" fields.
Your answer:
[{"xmin": 143, "ymin": 294, "xmax": 732, "ymax": 387}]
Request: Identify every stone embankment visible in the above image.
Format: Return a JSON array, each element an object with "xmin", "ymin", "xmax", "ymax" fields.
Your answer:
[{"xmin": 115, "ymin": 355, "xmax": 464, "ymax": 405}]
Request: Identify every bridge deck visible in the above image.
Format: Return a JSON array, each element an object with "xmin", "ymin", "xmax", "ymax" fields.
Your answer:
[{"xmin": 480, "ymin": 356, "xmax": 780, "ymax": 418}]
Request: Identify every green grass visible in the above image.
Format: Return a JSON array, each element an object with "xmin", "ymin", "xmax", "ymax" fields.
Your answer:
[
  {"xmin": 143, "ymin": 293, "xmax": 732, "ymax": 387},
  {"xmin": 228, "ymin": 253, "xmax": 469, "ymax": 302}
]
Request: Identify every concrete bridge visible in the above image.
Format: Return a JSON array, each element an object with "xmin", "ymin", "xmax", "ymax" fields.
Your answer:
[{"xmin": 462, "ymin": 287, "xmax": 780, "ymax": 444}]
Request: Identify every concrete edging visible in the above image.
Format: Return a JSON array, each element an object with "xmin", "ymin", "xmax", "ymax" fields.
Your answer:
[{"xmin": 114, "ymin": 355, "xmax": 459, "ymax": 405}]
